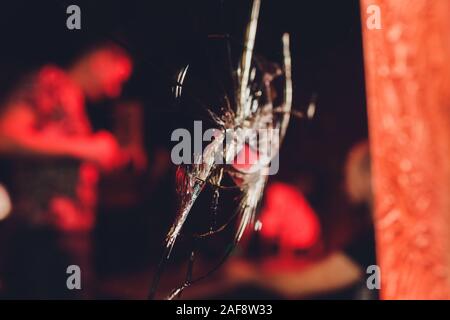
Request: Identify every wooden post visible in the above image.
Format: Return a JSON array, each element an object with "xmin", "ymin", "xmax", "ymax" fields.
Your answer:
[{"xmin": 360, "ymin": 0, "xmax": 450, "ymax": 299}]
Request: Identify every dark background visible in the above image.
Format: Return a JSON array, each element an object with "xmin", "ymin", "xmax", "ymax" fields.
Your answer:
[{"xmin": 0, "ymin": 0, "xmax": 368, "ymax": 297}]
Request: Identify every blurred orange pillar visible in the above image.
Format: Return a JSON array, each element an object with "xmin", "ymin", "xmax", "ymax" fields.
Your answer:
[{"xmin": 360, "ymin": 0, "xmax": 450, "ymax": 299}]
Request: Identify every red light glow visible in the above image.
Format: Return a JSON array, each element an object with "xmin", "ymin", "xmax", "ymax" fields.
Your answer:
[{"xmin": 259, "ymin": 182, "xmax": 321, "ymax": 250}]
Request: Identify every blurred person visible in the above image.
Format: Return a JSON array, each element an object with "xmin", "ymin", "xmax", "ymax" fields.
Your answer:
[
  {"xmin": 225, "ymin": 141, "xmax": 377, "ymax": 299},
  {"xmin": 0, "ymin": 43, "xmax": 133, "ymax": 298},
  {"xmin": 0, "ymin": 183, "xmax": 12, "ymax": 221},
  {"xmin": 256, "ymin": 182, "xmax": 321, "ymax": 255}
]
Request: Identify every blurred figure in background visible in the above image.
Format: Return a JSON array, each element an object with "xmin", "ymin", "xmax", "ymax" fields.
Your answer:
[
  {"xmin": 0, "ymin": 183, "xmax": 12, "ymax": 222},
  {"xmin": 0, "ymin": 43, "xmax": 133, "ymax": 298},
  {"xmin": 226, "ymin": 141, "xmax": 376, "ymax": 299}
]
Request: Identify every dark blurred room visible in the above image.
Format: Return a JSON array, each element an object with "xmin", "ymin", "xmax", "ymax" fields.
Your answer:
[{"xmin": 0, "ymin": 0, "xmax": 449, "ymax": 301}]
